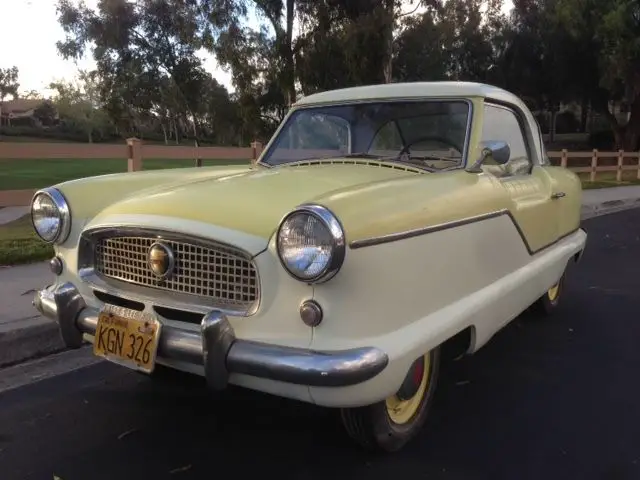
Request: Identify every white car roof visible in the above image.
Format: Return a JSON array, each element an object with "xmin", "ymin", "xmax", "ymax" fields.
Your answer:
[{"xmin": 294, "ymin": 81, "xmax": 525, "ymax": 110}]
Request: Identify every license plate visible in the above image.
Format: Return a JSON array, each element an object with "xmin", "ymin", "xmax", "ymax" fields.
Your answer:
[{"xmin": 93, "ymin": 304, "xmax": 162, "ymax": 374}]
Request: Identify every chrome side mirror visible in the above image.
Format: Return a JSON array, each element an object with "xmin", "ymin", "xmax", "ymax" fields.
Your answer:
[{"xmin": 465, "ymin": 140, "xmax": 511, "ymax": 173}]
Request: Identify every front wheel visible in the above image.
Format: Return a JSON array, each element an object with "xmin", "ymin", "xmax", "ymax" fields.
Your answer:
[{"xmin": 340, "ymin": 347, "xmax": 440, "ymax": 452}]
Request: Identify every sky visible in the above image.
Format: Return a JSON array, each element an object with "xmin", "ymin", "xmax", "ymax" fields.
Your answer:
[{"xmin": 0, "ymin": 0, "xmax": 514, "ymax": 98}]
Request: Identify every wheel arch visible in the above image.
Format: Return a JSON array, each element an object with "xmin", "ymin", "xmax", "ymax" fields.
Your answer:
[{"xmin": 440, "ymin": 325, "xmax": 477, "ymax": 359}]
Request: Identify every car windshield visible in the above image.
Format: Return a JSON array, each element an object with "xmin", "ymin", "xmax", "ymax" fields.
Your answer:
[{"xmin": 259, "ymin": 100, "xmax": 471, "ymax": 170}]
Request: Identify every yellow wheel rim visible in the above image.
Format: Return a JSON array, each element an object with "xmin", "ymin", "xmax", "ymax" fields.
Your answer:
[
  {"xmin": 548, "ymin": 283, "xmax": 560, "ymax": 301},
  {"xmin": 385, "ymin": 354, "xmax": 430, "ymax": 425}
]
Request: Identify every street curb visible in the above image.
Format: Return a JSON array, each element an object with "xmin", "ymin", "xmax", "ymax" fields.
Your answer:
[
  {"xmin": 581, "ymin": 197, "xmax": 640, "ymax": 220},
  {"xmin": 2, "ymin": 196, "xmax": 640, "ymax": 369},
  {"xmin": 0, "ymin": 320, "xmax": 66, "ymax": 368}
]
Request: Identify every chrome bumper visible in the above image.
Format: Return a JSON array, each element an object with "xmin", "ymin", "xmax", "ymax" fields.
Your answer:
[{"xmin": 33, "ymin": 282, "xmax": 388, "ymax": 390}]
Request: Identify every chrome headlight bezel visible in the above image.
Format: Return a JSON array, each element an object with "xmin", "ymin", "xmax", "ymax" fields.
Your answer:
[
  {"xmin": 276, "ymin": 204, "xmax": 346, "ymax": 284},
  {"xmin": 30, "ymin": 187, "xmax": 71, "ymax": 244}
]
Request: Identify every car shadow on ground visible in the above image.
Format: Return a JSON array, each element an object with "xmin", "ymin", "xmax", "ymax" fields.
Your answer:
[
  {"xmin": 104, "ymin": 268, "xmax": 596, "ymax": 479},
  {"xmin": 7, "ymin": 249, "xmax": 637, "ymax": 480}
]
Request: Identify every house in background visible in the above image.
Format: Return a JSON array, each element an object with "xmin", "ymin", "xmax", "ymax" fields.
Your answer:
[{"xmin": 0, "ymin": 98, "xmax": 59, "ymax": 127}]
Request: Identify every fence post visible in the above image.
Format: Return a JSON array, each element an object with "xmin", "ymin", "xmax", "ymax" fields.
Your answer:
[
  {"xmin": 127, "ymin": 137, "xmax": 142, "ymax": 172},
  {"xmin": 616, "ymin": 150, "xmax": 624, "ymax": 183},
  {"xmin": 637, "ymin": 151, "xmax": 640, "ymax": 180},
  {"xmin": 251, "ymin": 141, "xmax": 263, "ymax": 164},
  {"xmin": 590, "ymin": 149, "xmax": 598, "ymax": 183},
  {"xmin": 561, "ymin": 149, "xmax": 568, "ymax": 168}
]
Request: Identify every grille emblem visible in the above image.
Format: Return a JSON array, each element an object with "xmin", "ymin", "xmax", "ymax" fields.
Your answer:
[{"xmin": 147, "ymin": 241, "xmax": 175, "ymax": 279}]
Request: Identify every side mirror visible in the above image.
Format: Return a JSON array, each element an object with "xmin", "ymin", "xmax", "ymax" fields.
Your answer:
[{"xmin": 465, "ymin": 140, "xmax": 511, "ymax": 173}]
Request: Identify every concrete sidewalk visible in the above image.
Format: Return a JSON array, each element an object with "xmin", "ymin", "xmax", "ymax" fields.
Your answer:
[
  {"xmin": 581, "ymin": 185, "xmax": 640, "ymax": 220},
  {"xmin": 1, "ymin": 184, "xmax": 640, "ymax": 367},
  {"xmin": 0, "ymin": 206, "xmax": 29, "ymax": 225},
  {"xmin": 0, "ymin": 262, "xmax": 65, "ymax": 367}
]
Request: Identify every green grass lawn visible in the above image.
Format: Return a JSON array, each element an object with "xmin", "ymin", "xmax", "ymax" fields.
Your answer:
[
  {"xmin": 579, "ymin": 171, "xmax": 640, "ymax": 189},
  {"xmin": 0, "ymin": 214, "xmax": 53, "ymax": 266},
  {"xmin": 0, "ymin": 158, "xmax": 251, "ymax": 191},
  {"xmin": 2, "ymin": 160, "xmax": 640, "ymax": 266},
  {"xmin": 4, "ymin": 157, "xmax": 640, "ymax": 191}
]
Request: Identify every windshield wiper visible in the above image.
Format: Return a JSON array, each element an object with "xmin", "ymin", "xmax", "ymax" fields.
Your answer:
[{"xmin": 408, "ymin": 154, "xmax": 460, "ymax": 162}]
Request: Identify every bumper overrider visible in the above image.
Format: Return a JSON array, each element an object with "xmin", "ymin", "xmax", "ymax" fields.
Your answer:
[{"xmin": 33, "ymin": 282, "xmax": 389, "ymax": 390}]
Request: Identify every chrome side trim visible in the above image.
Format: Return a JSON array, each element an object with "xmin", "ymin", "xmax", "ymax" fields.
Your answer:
[
  {"xmin": 349, "ymin": 209, "xmax": 581, "ymax": 257},
  {"xmin": 350, "ymin": 210, "xmax": 506, "ymax": 249},
  {"xmin": 34, "ymin": 284, "xmax": 389, "ymax": 388}
]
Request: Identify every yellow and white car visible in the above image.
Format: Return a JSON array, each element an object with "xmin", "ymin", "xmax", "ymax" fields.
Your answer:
[{"xmin": 32, "ymin": 82, "xmax": 586, "ymax": 452}]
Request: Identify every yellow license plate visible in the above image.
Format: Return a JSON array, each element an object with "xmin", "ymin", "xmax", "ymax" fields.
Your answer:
[{"xmin": 93, "ymin": 304, "xmax": 162, "ymax": 373}]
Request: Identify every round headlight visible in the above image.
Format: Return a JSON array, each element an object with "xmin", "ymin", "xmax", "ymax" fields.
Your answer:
[
  {"xmin": 31, "ymin": 188, "xmax": 71, "ymax": 244},
  {"xmin": 276, "ymin": 204, "xmax": 346, "ymax": 283}
]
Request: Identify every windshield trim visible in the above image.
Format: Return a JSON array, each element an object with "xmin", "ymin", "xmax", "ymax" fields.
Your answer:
[{"xmin": 256, "ymin": 97, "xmax": 474, "ymax": 171}]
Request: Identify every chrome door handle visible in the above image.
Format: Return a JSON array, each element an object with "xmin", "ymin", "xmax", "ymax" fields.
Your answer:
[{"xmin": 551, "ymin": 192, "xmax": 566, "ymax": 200}]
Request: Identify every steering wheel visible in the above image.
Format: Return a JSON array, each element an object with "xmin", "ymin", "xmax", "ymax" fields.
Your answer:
[{"xmin": 397, "ymin": 135, "xmax": 462, "ymax": 159}]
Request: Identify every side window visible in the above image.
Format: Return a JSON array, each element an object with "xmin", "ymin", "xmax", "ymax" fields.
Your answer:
[{"xmin": 481, "ymin": 104, "xmax": 530, "ymax": 175}]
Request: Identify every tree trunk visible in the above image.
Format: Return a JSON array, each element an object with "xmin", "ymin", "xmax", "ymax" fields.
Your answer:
[
  {"xmin": 623, "ymin": 94, "xmax": 640, "ymax": 151},
  {"xmin": 284, "ymin": 0, "xmax": 296, "ymax": 107},
  {"xmin": 382, "ymin": 0, "xmax": 395, "ymax": 83},
  {"xmin": 608, "ymin": 95, "xmax": 640, "ymax": 151},
  {"xmin": 549, "ymin": 109, "xmax": 557, "ymax": 143},
  {"xmin": 161, "ymin": 123, "xmax": 168, "ymax": 145},
  {"xmin": 580, "ymin": 97, "xmax": 589, "ymax": 133}
]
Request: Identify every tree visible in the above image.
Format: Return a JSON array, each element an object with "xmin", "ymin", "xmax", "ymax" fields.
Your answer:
[
  {"xmin": 23, "ymin": 90, "xmax": 43, "ymax": 100},
  {"xmin": 553, "ymin": 0, "xmax": 640, "ymax": 149},
  {"xmin": 55, "ymin": 0, "xmax": 220, "ymax": 142},
  {"xmin": 33, "ymin": 101, "xmax": 59, "ymax": 127},
  {"xmin": 493, "ymin": 0, "xmax": 577, "ymax": 139},
  {"xmin": 196, "ymin": 0, "xmax": 299, "ymax": 123},
  {"xmin": 0, "ymin": 66, "xmax": 19, "ymax": 127},
  {"xmin": 394, "ymin": 0, "xmax": 506, "ymax": 84},
  {"xmin": 49, "ymin": 70, "xmax": 111, "ymax": 142}
]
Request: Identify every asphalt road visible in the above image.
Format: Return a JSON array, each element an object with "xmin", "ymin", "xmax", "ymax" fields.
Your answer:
[{"xmin": 1, "ymin": 208, "xmax": 640, "ymax": 480}]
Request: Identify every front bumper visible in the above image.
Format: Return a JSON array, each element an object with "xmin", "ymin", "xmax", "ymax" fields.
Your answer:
[{"xmin": 33, "ymin": 282, "xmax": 388, "ymax": 390}]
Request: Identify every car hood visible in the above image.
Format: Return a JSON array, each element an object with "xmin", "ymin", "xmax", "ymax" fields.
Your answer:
[{"xmin": 90, "ymin": 162, "xmax": 421, "ymax": 246}]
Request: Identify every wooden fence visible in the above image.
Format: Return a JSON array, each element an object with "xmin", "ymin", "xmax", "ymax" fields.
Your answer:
[{"xmin": 0, "ymin": 138, "xmax": 639, "ymax": 207}]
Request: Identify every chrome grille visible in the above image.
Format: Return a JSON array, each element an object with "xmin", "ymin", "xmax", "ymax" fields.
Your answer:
[{"xmin": 94, "ymin": 235, "xmax": 259, "ymax": 312}]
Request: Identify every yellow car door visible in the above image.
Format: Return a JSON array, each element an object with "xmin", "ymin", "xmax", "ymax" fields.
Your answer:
[{"xmin": 480, "ymin": 102, "xmax": 559, "ymax": 254}]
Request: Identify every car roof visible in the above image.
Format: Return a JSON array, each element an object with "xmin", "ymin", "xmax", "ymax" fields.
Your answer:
[{"xmin": 293, "ymin": 81, "xmax": 524, "ymax": 109}]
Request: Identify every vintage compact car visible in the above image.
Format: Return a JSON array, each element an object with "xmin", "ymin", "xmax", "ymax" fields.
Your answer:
[{"xmin": 32, "ymin": 81, "xmax": 586, "ymax": 452}]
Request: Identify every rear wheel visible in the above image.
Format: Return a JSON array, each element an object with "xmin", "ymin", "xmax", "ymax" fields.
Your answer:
[
  {"xmin": 340, "ymin": 347, "xmax": 440, "ymax": 452},
  {"xmin": 531, "ymin": 273, "xmax": 565, "ymax": 316}
]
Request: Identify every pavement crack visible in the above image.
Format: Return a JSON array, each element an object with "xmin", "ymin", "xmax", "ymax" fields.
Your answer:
[
  {"xmin": 117, "ymin": 428, "xmax": 139, "ymax": 440},
  {"xmin": 2, "ymin": 315, "xmax": 43, "ymax": 325},
  {"xmin": 170, "ymin": 465, "xmax": 192, "ymax": 475}
]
